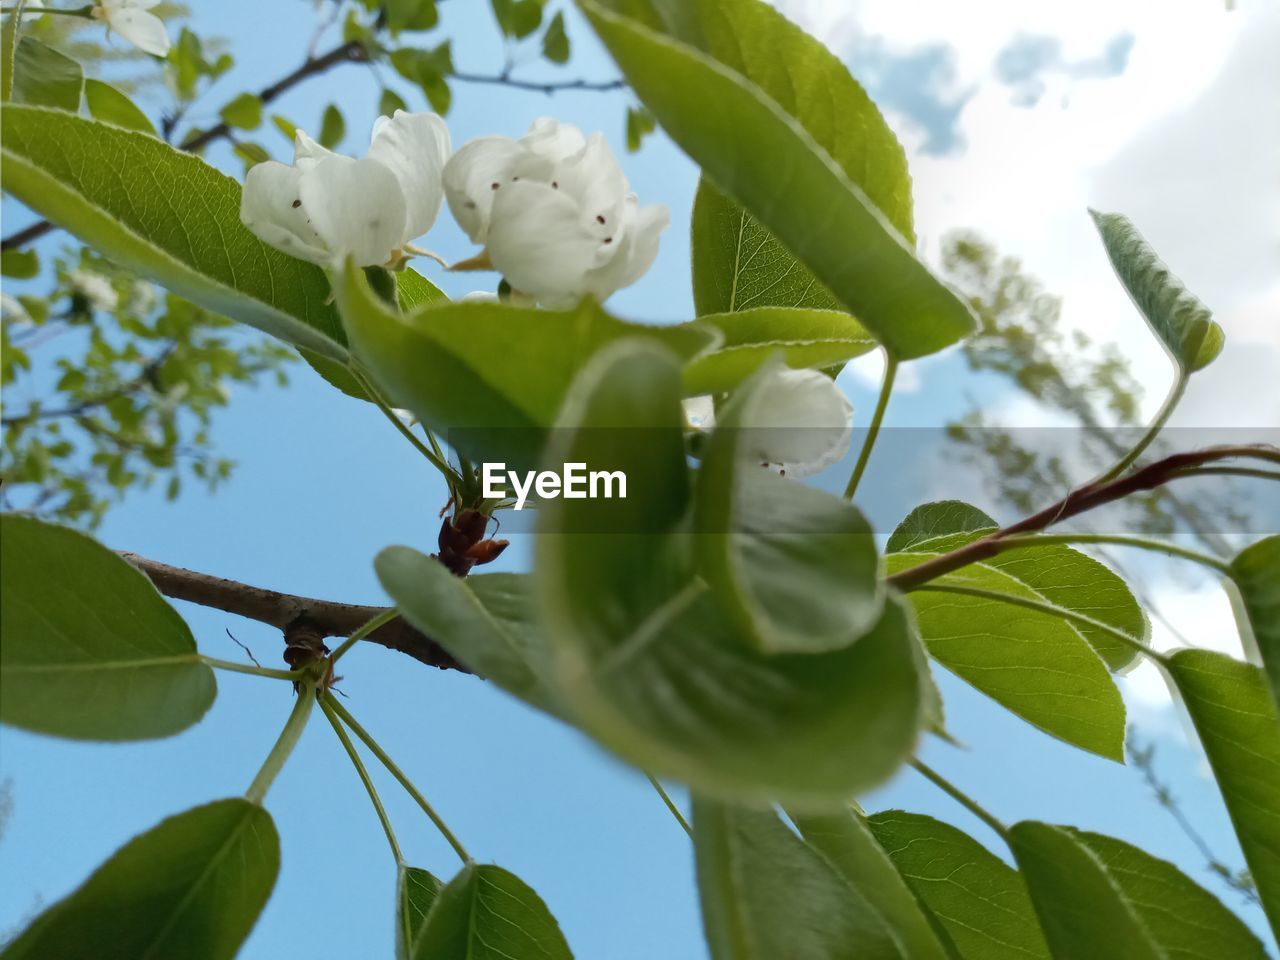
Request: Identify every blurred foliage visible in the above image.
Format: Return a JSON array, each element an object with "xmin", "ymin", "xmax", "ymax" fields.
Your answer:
[
  {"xmin": 941, "ymin": 232, "xmax": 1244, "ymax": 555},
  {"xmin": 2, "ymin": 249, "xmax": 294, "ymax": 528}
]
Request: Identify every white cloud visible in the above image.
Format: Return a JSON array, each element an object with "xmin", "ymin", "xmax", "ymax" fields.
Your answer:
[{"xmin": 778, "ymin": 0, "xmax": 1280, "ymax": 426}]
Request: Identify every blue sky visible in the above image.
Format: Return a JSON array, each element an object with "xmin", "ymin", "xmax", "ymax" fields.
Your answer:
[{"xmin": 1, "ymin": 1, "xmax": 1275, "ymax": 956}]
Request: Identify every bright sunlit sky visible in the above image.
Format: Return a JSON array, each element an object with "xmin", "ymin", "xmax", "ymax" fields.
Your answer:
[{"xmin": 1, "ymin": 1, "xmax": 1278, "ymax": 956}]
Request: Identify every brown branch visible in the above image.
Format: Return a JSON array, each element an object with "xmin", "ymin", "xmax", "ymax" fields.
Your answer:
[
  {"xmin": 886, "ymin": 444, "xmax": 1280, "ymax": 593},
  {"xmin": 119, "ymin": 551, "xmax": 468, "ymax": 673},
  {"xmin": 1, "ymin": 40, "xmax": 369, "ymax": 251}
]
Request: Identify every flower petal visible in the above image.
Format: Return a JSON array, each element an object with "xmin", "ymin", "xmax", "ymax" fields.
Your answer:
[
  {"xmin": 443, "ymin": 137, "xmax": 527, "ymax": 243},
  {"xmin": 519, "ymin": 117, "xmax": 586, "ymax": 162},
  {"xmin": 584, "ymin": 199, "xmax": 668, "ymax": 300},
  {"xmin": 298, "ymin": 156, "xmax": 407, "ymax": 267},
  {"xmin": 554, "ymin": 133, "xmax": 628, "ymax": 241},
  {"xmin": 105, "ymin": 7, "xmax": 169, "ymax": 56},
  {"xmin": 293, "ymin": 130, "xmax": 333, "ymax": 171},
  {"xmin": 367, "ymin": 110, "xmax": 451, "ymax": 244},
  {"xmin": 485, "ymin": 181, "xmax": 599, "ymax": 304},
  {"xmin": 239, "ymin": 160, "xmax": 330, "ymax": 265},
  {"xmin": 744, "ymin": 369, "xmax": 854, "ymax": 478}
]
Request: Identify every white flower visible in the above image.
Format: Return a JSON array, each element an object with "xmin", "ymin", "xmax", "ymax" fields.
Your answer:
[
  {"xmin": 92, "ymin": 0, "xmax": 170, "ymax": 58},
  {"xmin": 684, "ymin": 368, "xmax": 854, "ymax": 479},
  {"xmin": 69, "ymin": 270, "xmax": 119, "ymax": 312},
  {"xmin": 443, "ymin": 118, "xmax": 668, "ymax": 307},
  {"xmin": 240, "ymin": 111, "xmax": 451, "ymax": 269},
  {"xmin": 1, "ymin": 293, "xmax": 31, "ymax": 325}
]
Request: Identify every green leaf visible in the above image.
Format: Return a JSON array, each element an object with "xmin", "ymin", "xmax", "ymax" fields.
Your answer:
[
  {"xmin": 2, "ymin": 799, "xmax": 278, "ymax": 960},
  {"xmin": 867, "ymin": 811, "xmax": 1050, "ymax": 960},
  {"xmin": 219, "ymin": 91, "xmax": 263, "ymax": 130},
  {"xmin": 409, "ymin": 863, "xmax": 572, "ymax": 960},
  {"xmin": 625, "ymin": 104, "xmax": 655, "ymax": 152},
  {"xmin": 396, "ymin": 865, "xmax": 442, "ymax": 960},
  {"xmin": 11, "ymin": 35, "xmax": 81, "ymax": 111},
  {"xmin": 1166, "ymin": 649, "xmax": 1280, "ymax": 938},
  {"xmin": 888, "ymin": 502, "xmax": 1148, "ymax": 672},
  {"xmin": 379, "ymin": 87, "xmax": 408, "ymax": 117},
  {"xmin": 1011, "ymin": 821, "xmax": 1163, "ymax": 960},
  {"xmin": 682, "ymin": 307, "xmax": 877, "ymax": 395},
  {"xmin": 791, "ymin": 808, "xmax": 952, "ymax": 960},
  {"xmin": 537, "ymin": 341, "xmax": 925, "ymax": 803},
  {"xmin": 542, "ymin": 10, "xmax": 570, "ymax": 63},
  {"xmin": 1068, "ymin": 828, "xmax": 1269, "ymax": 960},
  {"xmin": 319, "ymin": 103, "xmax": 345, "ymax": 148},
  {"xmin": 375, "ymin": 557, "xmax": 561, "ymax": 715},
  {"xmin": 888, "ymin": 553, "xmax": 1126, "ymax": 759},
  {"xmin": 694, "ymin": 360, "xmax": 883, "ymax": 653},
  {"xmin": 0, "ymin": 515, "xmax": 215, "ymax": 741},
  {"xmin": 270, "ymin": 113, "xmax": 299, "ymax": 142},
  {"xmin": 84, "ymin": 79, "xmax": 156, "ymax": 135},
  {"xmin": 0, "ymin": 247, "xmax": 38, "ymax": 278},
  {"xmin": 1231, "ymin": 535, "xmax": 1280, "ymax": 707},
  {"xmin": 886, "ymin": 501, "xmax": 998, "ymax": 553},
  {"xmin": 1089, "ymin": 210, "xmax": 1224, "ymax": 373},
  {"xmin": 1, "ymin": 105, "xmax": 350, "ymax": 360},
  {"xmin": 391, "ymin": 43, "xmax": 454, "ymax": 114},
  {"xmin": 694, "ymin": 799, "xmax": 907, "ymax": 960},
  {"xmin": 581, "ymin": 0, "xmax": 974, "ymax": 358},
  {"xmin": 387, "ymin": 0, "xmax": 439, "ymax": 33},
  {"xmin": 334, "ymin": 261, "xmax": 718, "ymax": 469}
]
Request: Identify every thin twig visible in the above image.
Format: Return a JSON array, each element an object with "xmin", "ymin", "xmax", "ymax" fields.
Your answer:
[{"xmin": 448, "ymin": 70, "xmax": 625, "ymax": 95}]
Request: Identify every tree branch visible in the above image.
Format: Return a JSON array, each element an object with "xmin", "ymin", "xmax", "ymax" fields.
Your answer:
[
  {"xmin": 0, "ymin": 40, "xmax": 369, "ymax": 251},
  {"xmin": 118, "ymin": 551, "xmax": 468, "ymax": 673},
  {"xmin": 886, "ymin": 444, "xmax": 1280, "ymax": 593},
  {"xmin": 448, "ymin": 70, "xmax": 625, "ymax": 95}
]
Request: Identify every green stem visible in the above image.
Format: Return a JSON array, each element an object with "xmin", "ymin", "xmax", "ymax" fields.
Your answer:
[
  {"xmin": 200, "ymin": 655, "xmax": 300, "ymax": 682},
  {"xmin": 1171, "ymin": 466, "xmax": 1280, "ymax": 483},
  {"xmin": 996, "ymin": 533, "xmax": 1233, "ymax": 576},
  {"xmin": 646, "ymin": 773, "xmax": 692, "ymax": 837},
  {"xmin": 245, "ymin": 683, "xmax": 316, "ymax": 805},
  {"xmin": 1095, "ymin": 373, "xmax": 1187, "ymax": 483},
  {"xmin": 320, "ymin": 696, "xmax": 403, "ymax": 864},
  {"xmin": 350, "ymin": 364, "xmax": 458, "ymax": 483},
  {"xmin": 3, "ymin": 5, "xmax": 93, "ymax": 17},
  {"xmin": 843, "ymin": 354, "xmax": 898, "ymax": 499},
  {"xmin": 915, "ymin": 583, "xmax": 1161, "ymax": 662},
  {"xmin": 911, "ymin": 759, "xmax": 1010, "ymax": 841},
  {"xmin": 326, "ymin": 697, "xmax": 471, "ymax": 863},
  {"xmin": 328, "ymin": 607, "xmax": 400, "ymax": 665}
]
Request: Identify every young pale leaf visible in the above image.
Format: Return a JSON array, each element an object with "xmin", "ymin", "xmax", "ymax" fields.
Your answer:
[
  {"xmin": 11, "ymin": 35, "xmax": 81, "ymax": 110},
  {"xmin": 867, "ymin": 811, "xmax": 1050, "ymax": 960},
  {"xmin": 0, "ymin": 247, "xmax": 38, "ymax": 278},
  {"xmin": 888, "ymin": 552, "xmax": 1127, "ymax": 760},
  {"xmin": 409, "ymin": 863, "xmax": 572, "ymax": 960},
  {"xmin": 1089, "ymin": 210, "xmax": 1224, "ymax": 373},
  {"xmin": 396, "ymin": 865, "xmax": 442, "ymax": 960},
  {"xmin": 1231, "ymin": 535, "xmax": 1280, "ymax": 707},
  {"xmin": 219, "ymin": 91, "xmax": 263, "ymax": 130},
  {"xmin": 580, "ymin": 0, "xmax": 976, "ymax": 359},
  {"xmin": 542, "ymin": 10, "xmax": 570, "ymax": 63},
  {"xmin": 695, "ymin": 360, "xmax": 883, "ymax": 654},
  {"xmin": 1166, "ymin": 649, "xmax": 1280, "ymax": 938},
  {"xmin": 790, "ymin": 808, "xmax": 952, "ymax": 960},
  {"xmin": 2, "ymin": 799, "xmax": 278, "ymax": 960},
  {"xmin": 537, "ymin": 342, "xmax": 925, "ymax": 803},
  {"xmin": 84, "ymin": 79, "xmax": 156, "ymax": 134},
  {"xmin": 0, "ymin": 105, "xmax": 350, "ymax": 360},
  {"xmin": 0, "ymin": 515, "xmax": 215, "ymax": 741},
  {"xmin": 1010, "ymin": 821, "xmax": 1163, "ymax": 960},
  {"xmin": 375, "ymin": 557, "xmax": 562, "ymax": 716},
  {"xmin": 335, "ymin": 262, "xmax": 719, "ymax": 470},
  {"xmin": 889, "ymin": 501, "xmax": 1149, "ymax": 672},
  {"xmin": 683, "ymin": 307, "xmax": 878, "ymax": 395},
  {"xmin": 319, "ymin": 103, "xmax": 345, "ymax": 147},
  {"xmin": 694, "ymin": 799, "xmax": 907, "ymax": 960},
  {"xmin": 1069, "ymin": 829, "xmax": 1269, "ymax": 960}
]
